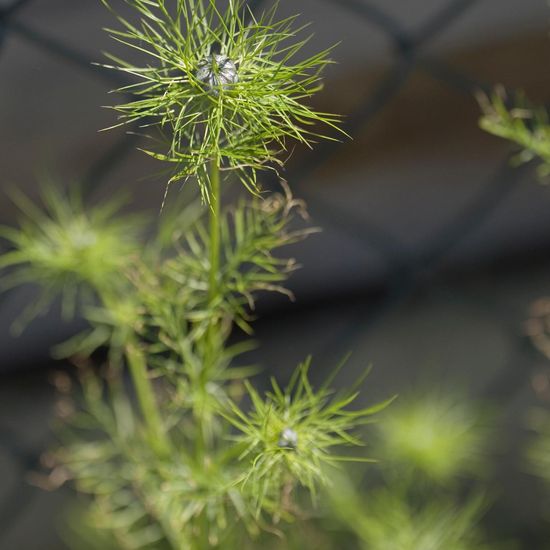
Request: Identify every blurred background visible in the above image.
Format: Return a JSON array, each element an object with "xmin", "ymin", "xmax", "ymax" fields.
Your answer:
[{"xmin": 2, "ymin": 0, "xmax": 550, "ymax": 548}]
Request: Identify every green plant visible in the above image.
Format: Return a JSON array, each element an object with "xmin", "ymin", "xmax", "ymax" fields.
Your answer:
[
  {"xmin": 328, "ymin": 473, "xmax": 490, "ymax": 550},
  {"xmin": 478, "ymin": 87, "xmax": 550, "ymax": 178},
  {"xmin": 100, "ymin": 0, "xmax": 342, "ymax": 204},
  {"xmin": 0, "ymin": 1, "xmax": 389, "ymax": 548},
  {"xmin": 373, "ymin": 391, "xmax": 488, "ymax": 484},
  {"xmin": 324, "ymin": 393, "xmax": 496, "ymax": 550},
  {"xmin": 480, "ymin": 79, "xmax": 550, "ymax": 548}
]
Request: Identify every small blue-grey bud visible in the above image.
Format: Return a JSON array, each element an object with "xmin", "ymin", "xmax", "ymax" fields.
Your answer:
[
  {"xmin": 278, "ymin": 427, "xmax": 298, "ymax": 449},
  {"xmin": 196, "ymin": 54, "xmax": 238, "ymax": 95}
]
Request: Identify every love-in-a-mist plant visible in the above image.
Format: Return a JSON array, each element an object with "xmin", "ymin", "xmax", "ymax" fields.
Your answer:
[
  {"xmin": 478, "ymin": 87, "xmax": 550, "ymax": 179},
  {"xmin": 0, "ymin": 1, "xmax": 391, "ymax": 548},
  {"xmin": 479, "ymin": 80, "xmax": 550, "ymax": 544},
  {"xmin": 331, "ymin": 393, "xmax": 493, "ymax": 550}
]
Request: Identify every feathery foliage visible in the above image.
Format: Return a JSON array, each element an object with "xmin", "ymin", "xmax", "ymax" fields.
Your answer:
[
  {"xmin": 478, "ymin": 88, "xmax": 550, "ymax": 179},
  {"xmin": 101, "ymin": 0, "xmax": 343, "ymax": 202},
  {"xmin": 373, "ymin": 392, "xmax": 488, "ymax": 484},
  {"xmin": 0, "ymin": 187, "xmax": 141, "ymax": 329},
  {"xmin": 323, "ymin": 392, "xmax": 496, "ymax": 550},
  {"xmin": 328, "ymin": 475, "xmax": 490, "ymax": 550},
  {"xmin": 0, "ymin": 1, "xmax": 398, "ymax": 548},
  {"xmin": 227, "ymin": 357, "xmax": 395, "ymax": 511}
]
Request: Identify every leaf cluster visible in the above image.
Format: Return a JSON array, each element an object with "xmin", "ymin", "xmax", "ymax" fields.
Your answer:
[
  {"xmin": 327, "ymin": 473, "xmax": 491, "ymax": 550},
  {"xmin": 0, "ymin": 184, "xmax": 392, "ymax": 545},
  {"xmin": 478, "ymin": 88, "xmax": 550, "ymax": 179},
  {"xmin": 322, "ymin": 391, "xmax": 499, "ymax": 550},
  {"xmin": 100, "ymin": 0, "xmax": 343, "ymax": 202},
  {"xmin": 0, "ymin": 186, "xmax": 142, "ymax": 330},
  {"xmin": 227, "ymin": 357, "xmax": 394, "ymax": 512},
  {"xmin": 56, "ymin": 371, "xmax": 256, "ymax": 550},
  {"xmin": 0, "ymin": 1, "xmax": 400, "ymax": 548},
  {"xmin": 373, "ymin": 391, "xmax": 489, "ymax": 484}
]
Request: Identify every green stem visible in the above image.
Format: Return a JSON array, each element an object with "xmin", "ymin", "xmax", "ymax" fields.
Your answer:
[
  {"xmin": 208, "ymin": 158, "xmax": 221, "ymax": 304},
  {"xmin": 98, "ymin": 290, "xmax": 171, "ymax": 457},
  {"xmin": 205, "ymin": 157, "xmax": 222, "ymax": 377},
  {"xmin": 125, "ymin": 342, "xmax": 171, "ymax": 457},
  {"xmin": 196, "ymin": 158, "xmax": 221, "ymax": 455}
]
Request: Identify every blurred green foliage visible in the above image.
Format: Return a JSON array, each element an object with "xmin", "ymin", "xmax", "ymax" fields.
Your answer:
[{"xmin": 479, "ymin": 88, "xmax": 550, "ymax": 179}]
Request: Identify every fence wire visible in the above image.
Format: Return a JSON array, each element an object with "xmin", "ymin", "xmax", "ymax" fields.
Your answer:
[{"xmin": 0, "ymin": 0, "xmax": 543, "ymax": 543}]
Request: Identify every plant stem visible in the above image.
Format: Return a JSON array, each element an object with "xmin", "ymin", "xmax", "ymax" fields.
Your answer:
[
  {"xmin": 208, "ymin": 157, "xmax": 221, "ymax": 304},
  {"xmin": 196, "ymin": 157, "xmax": 221, "ymax": 455},
  {"xmin": 205, "ymin": 156, "xmax": 221, "ymax": 378},
  {"xmin": 125, "ymin": 342, "xmax": 171, "ymax": 457}
]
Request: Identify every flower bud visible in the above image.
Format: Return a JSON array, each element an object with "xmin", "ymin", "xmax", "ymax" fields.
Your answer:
[
  {"xmin": 278, "ymin": 427, "xmax": 298, "ymax": 449},
  {"xmin": 196, "ymin": 54, "xmax": 238, "ymax": 95}
]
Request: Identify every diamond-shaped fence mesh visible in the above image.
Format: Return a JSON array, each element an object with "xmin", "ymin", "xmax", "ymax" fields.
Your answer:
[{"xmin": 0, "ymin": 0, "xmax": 545, "ymax": 543}]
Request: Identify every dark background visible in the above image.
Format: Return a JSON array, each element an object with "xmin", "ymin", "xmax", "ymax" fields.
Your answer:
[{"xmin": 1, "ymin": 0, "xmax": 550, "ymax": 547}]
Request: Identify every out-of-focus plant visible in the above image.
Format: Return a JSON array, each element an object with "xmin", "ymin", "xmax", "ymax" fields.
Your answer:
[
  {"xmin": 478, "ymin": 87, "xmax": 550, "ymax": 179},
  {"xmin": 480, "ymin": 78, "xmax": 550, "ymax": 547},
  {"xmin": 0, "ymin": 187, "xmax": 142, "ymax": 331},
  {"xmin": 328, "ymin": 473, "xmax": 490, "ymax": 550},
  {"xmin": 374, "ymin": 392, "xmax": 488, "ymax": 484},
  {"xmin": 0, "ymin": 1, "xmax": 390, "ymax": 548},
  {"xmin": 323, "ymin": 392, "xmax": 497, "ymax": 550},
  {"xmin": 522, "ymin": 388, "xmax": 550, "ymax": 543},
  {"xmin": 523, "ymin": 340, "xmax": 550, "ymax": 524},
  {"xmin": 526, "ymin": 407, "xmax": 550, "ymax": 487}
]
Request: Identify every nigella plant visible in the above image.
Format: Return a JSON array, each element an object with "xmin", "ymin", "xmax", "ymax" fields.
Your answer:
[
  {"xmin": 101, "ymin": 0, "xmax": 342, "ymax": 203},
  {"xmin": 478, "ymin": 87, "xmax": 550, "ymax": 179},
  {"xmin": 0, "ymin": 1, "xmax": 389, "ymax": 548}
]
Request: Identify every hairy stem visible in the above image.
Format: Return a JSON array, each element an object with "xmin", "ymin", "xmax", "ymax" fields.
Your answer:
[{"xmin": 125, "ymin": 342, "xmax": 171, "ymax": 457}]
